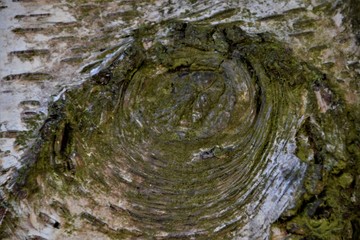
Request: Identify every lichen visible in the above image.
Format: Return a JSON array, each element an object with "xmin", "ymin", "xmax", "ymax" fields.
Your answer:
[
  {"xmin": 4, "ymin": 21, "xmax": 359, "ymax": 239},
  {"xmin": 276, "ymin": 80, "xmax": 360, "ymax": 239}
]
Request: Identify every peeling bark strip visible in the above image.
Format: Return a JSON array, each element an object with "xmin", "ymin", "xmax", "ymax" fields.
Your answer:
[
  {"xmin": 3, "ymin": 73, "xmax": 52, "ymax": 81},
  {"xmin": 14, "ymin": 13, "xmax": 51, "ymax": 19},
  {"xmin": 12, "ymin": 27, "xmax": 46, "ymax": 33},
  {"xmin": 9, "ymin": 49, "xmax": 50, "ymax": 57}
]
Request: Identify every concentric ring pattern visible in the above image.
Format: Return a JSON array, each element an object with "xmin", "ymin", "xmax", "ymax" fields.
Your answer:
[{"xmin": 21, "ymin": 23, "xmax": 316, "ymax": 238}]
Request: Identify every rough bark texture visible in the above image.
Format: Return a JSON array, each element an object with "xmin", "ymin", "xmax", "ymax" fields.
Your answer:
[{"xmin": 0, "ymin": 0, "xmax": 359, "ymax": 239}]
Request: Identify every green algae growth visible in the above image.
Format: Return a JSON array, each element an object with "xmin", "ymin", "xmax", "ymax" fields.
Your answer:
[{"xmin": 1, "ymin": 22, "xmax": 359, "ymax": 239}]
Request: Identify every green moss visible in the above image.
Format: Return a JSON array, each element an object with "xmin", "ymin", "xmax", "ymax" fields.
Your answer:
[
  {"xmin": 293, "ymin": 19, "xmax": 316, "ymax": 30},
  {"xmin": 0, "ymin": 204, "xmax": 18, "ymax": 239},
  {"xmin": 277, "ymin": 85, "xmax": 360, "ymax": 239},
  {"xmin": 338, "ymin": 173, "xmax": 354, "ymax": 189},
  {"xmin": 8, "ymin": 21, "xmax": 359, "ymax": 239}
]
